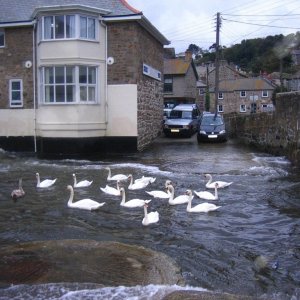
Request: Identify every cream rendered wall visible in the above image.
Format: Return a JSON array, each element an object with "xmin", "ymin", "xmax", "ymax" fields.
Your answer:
[
  {"xmin": 106, "ymin": 84, "xmax": 137, "ymax": 136},
  {"xmin": 0, "ymin": 109, "xmax": 35, "ymax": 136},
  {"xmin": 36, "ymin": 23, "xmax": 107, "ymax": 138}
]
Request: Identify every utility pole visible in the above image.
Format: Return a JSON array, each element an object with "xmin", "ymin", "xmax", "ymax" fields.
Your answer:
[{"xmin": 214, "ymin": 12, "xmax": 221, "ymax": 118}]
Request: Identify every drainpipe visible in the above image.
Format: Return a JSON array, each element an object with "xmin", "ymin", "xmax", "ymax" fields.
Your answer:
[
  {"xmin": 99, "ymin": 17, "xmax": 108, "ymax": 129},
  {"xmin": 32, "ymin": 19, "xmax": 37, "ymax": 152}
]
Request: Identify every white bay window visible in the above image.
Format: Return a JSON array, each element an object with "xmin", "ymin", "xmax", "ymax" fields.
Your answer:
[{"xmin": 41, "ymin": 66, "xmax": 98, "ymax": 104}]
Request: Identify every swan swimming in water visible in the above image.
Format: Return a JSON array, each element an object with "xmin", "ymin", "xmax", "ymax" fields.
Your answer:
[
  {"xmin": 134, "ymin": 176, "xmax": 156, "ymax": 184},
  {"xmin": 167, "ymin": 184, "xmax": 190, "ymax": 205},
  {"xmin": 119, "ymin": 187, "xmax": 151, "ymax": 208},
  {"xmin": 100, "ymin": 180, "xmax": 121, "ymax": 196},
  {"xmin": 142, "ymin": 203, "xmax": 159, "ymax": 226},
  {"xmin": 105, "ymin": 167, "xmax": 128, "ymax": 181},
  {"xmin": 36, "ymin": 173, "xmax": 57, "ymax": 188},
  {"xmin": 67, "ymin": 185, "xmax": 105, "ymax": 211},
  {"xmin": 204, "ymin": 174, "xmax": 232, "ymax": 189},
  {"xmin": 194, "ymin": 183, "xmax": 219, "ymax": 200},
  {"xmin": 11, "ymin": 178, "xmax": 25, "ymax": 199},
  {"xmin": 73, "ymin": 173, "xmax": 93, "ymax": 188},
  {"xmin": 186, "ymin": 190, "xmax": 221, "ymax": 213},
  {"xmin": 145, "ymin": 179, "xmax": 172, "ymax": 199},
  {"xmin": 128, "ymin": 174, "xmax": 150, "ymax": 190}
]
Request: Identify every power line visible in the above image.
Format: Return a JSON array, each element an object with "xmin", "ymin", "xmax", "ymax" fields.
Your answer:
[{"xmin": 222, "ymin": 17, "xmax": 300, "ymax": 30}]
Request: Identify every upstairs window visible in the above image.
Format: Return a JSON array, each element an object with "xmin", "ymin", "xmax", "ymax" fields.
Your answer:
[
  {"xmin": 0, "ymin": 28, "xmax": 4, "ymax": 47},
  {"xmin": 240, "ymin": 91, "xmax": 246, "ymax": 97},
  {"xmin": 262, "ymin": 90, "xmax": 268, "ymax": 97},
  {"xmin": 218, "ymin": 92, "xmax": 223, "ymax": 99},
  {"xmin": 42, "ymin": 14, "xmax": 96, "ymax": 41},
  {"xmin": 164, "ymin": 76, "xmax": 173, "ymax": 93},
  {"xmin": 9, "ymin": 79, "xmax": 23, "ymax": 107}
]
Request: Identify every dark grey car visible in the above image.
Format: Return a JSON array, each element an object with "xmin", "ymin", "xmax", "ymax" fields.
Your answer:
[{"xmin": 197, "ymin": 113, "xmax": 227, "ymax": 142}]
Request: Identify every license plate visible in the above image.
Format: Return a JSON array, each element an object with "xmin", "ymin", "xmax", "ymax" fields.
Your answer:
[
  {"xmin": 171, "ymin": 129, "xmax": 180, "ymax": 133},
  {"xmin": 208, "ymin": 134, "xmax": 217, "ymax": 138}
]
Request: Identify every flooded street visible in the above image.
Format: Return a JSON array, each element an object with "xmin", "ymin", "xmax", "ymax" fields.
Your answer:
[{"xmin": 0, "ymin": 136, "xmax": 299, "ymax": 299}]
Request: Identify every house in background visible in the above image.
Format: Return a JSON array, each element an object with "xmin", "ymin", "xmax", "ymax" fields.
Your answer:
[
  {"xmin": 163, "ymin": 49, "xmax": 200, "ymax": 109},
  {"xmin": 0, "ymin": 0, "xmax": 169, "ymax": 157},
  {"xmin": 209, "ymin": 78, "xmax": 276, "ymax": 114}
]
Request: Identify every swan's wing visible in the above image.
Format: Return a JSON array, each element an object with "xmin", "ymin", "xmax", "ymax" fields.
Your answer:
[
  {"xmin": 124, "ymin": 199, "xmax": 148, "ymax": 207},
  {"xmin": 39, "ymin": 179, "xmax": 56, "ymax": 187},
  {"xmin": 148, "ymin": 211, "xmax": 159, "ymax": 223},
  {"xmin": 146, "ymin": 191, "xmax": 169, "ymax": 198},
  {"xmin": 100, "ymin": 185, "xmax": 120, "ymax": 195},
  {"xmin": 171, "ymin": 195, "xmax": 190, "ymax": 204},
  {"xmin": 194, "ymin": 191, "xmax": 214, "ymax": 200}
]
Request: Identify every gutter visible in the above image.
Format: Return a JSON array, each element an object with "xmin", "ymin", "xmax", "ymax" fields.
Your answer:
[{"xmin": 32, "ymin": 19, "xmax": 37, "ymax": 152}]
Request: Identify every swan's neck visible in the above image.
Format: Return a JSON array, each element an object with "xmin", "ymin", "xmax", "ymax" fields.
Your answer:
[
  {"xmin": 187, "ymin": 198, "xmax": 192, "ymax": 211},
  {"xmin": 129, "ymin": 176, "xmax": 133, "ymax": 187},
  {"xmin": 168, "ymin": 186, "xmax": 174, "ymax": 200},
  {"xmin": 214, "ymin": 186, "xmax": 218, "ymax": 198},
  {"xmin": 36, "ymin": 174, "xmax": 40, "ymax": 186},
  {"xmin": 68, "ymin": 188, "xmax": 74, "ymax": 205},
  {"xmin": 116, "ymin": 181, "xmax": 120, "ymax": 191},
  {"xmin": 143, "ymin": 205, "xmax": 148, "ymax": 221},
  {"xmin": 73, "ymin": 175, "xmax": 77, "ymax": 185},
  {"xmin": 207, "ymin": 175, "xmax": 212, "ymax": 185},
  {"xmin": 121, "ymin": 191, "xmax": 126, "ymax": 204}
]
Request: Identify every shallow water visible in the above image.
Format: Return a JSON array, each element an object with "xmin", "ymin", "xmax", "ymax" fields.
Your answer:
[{"xmin": 0, "ymin": 137, "xmax": 299, "ymax": 299}]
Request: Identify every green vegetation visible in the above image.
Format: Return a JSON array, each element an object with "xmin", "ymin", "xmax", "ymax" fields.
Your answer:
[{"xmin": 193, "ymin": 32, "xmax": 300, "ymax": 76}]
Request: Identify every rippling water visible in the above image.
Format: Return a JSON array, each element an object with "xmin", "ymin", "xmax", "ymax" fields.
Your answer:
[{"xmin": 0, "ymin": 138, "xmax": 299, "ymax": 299}]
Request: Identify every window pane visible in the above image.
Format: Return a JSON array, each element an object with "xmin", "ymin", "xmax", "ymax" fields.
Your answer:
[
  {"xmin": 66, "ymin": 15, "xmax": 75, "ymax": 38},
  {"xmin": 0, "ymin": 29, "xmax": 4, "ymax": 46},
  {"xmin": 45, "ymin": 86, "xmax": 54, "ymax": 102},
  {"xmin": 88, "ymin": 18, "xmax": 95, "ymax": 39},
  {"xmin": 55, "ymin": 67, "xmax": 65, "ymax": 84},
  {"xmin": 11, "ymin": 81, "xmax": 21, "ymax": 90},
  {"xmin": 44, "ymin": 16, "xmax": 53, "ymax": 39},
  {"xmin": 66, "ymin": 85, "xmax": 75, "ymax": 102},
  {"xmin": 80, "ymin": 86, "xmax": 87, "ymax": 101},
  {"xmin": 80, "ymin": 16, "xmax": 87, "ymax": 38},
  {"xmin": 45, "ymin": 67, "xmax": 54, "ymax": 84},
  {"xmin": 79, "ymin": 66, "xmax": 87, "ymax": 83},
  {"xmin": 66, "ymin": 67, "xmax": 75, "ymax": 83},
  {"xmin": 88, "ymin": 87, "xmax": 95, "ymax": 101},
  {"xmin": 55, "ymin": 15, "xmax": 65, "ymax": 39},
  {"xmin": 88, "ymin": 67, "xmax": 96, "ymax": 83},
  {"xmin": 56, "ymin": 85, "xmax": 65, "ymax": 102},
  {"xmin": 12, "ymin": 91, "xmax": 21, "ymax": 101}
]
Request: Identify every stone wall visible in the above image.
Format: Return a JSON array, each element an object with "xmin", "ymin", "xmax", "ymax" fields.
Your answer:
[
  {"xmin": 107, "ymin": 22, "xmax": 164, "ymax": 151},
  {"xmin": 225, "ymin": 92, "xmax": 300, "ymax": 166},
  {"xmin": 0, "ymin": 27, "xmax": 34, "ymax": 109}
]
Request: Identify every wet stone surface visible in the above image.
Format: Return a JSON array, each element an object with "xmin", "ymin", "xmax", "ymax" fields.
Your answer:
[{"xmin": 0, "ymin": 239, "xmax": 184, "ymax": 286}]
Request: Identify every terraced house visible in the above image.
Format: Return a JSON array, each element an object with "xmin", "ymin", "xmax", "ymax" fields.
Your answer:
[{"xmin": 0, "ymin": 0, "xmax": 169, "ymax": 157}]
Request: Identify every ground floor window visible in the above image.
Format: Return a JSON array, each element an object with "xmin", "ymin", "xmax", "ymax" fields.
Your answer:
[
  {"xmin": 217, "ymin": 104, "xmax": 223, "ymax": 112},
  {"xmin": 240, "ymin": 104, "xmax": 246, "ymax": 112},
  {"xmin": 9, "ymin": 79, "xmax": 23, "ymax": 107},
  {"xmin": 40, "ymin": 65, "xmax": 98, "ymax": 103}
]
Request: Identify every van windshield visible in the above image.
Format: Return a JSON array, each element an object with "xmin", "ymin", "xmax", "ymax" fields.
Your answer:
[
  {"xmin": 169, "ymin": 110, "xmax": 192, "ymax": 119},
  {"xmin": 201, "ymin": 115, "xmax": 223, "ymax": 125}
]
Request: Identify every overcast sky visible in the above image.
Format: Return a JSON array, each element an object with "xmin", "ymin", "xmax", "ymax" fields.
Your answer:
[{"xmin": 127, "ymin": 0, "xmax": 300, "ymax": 54}]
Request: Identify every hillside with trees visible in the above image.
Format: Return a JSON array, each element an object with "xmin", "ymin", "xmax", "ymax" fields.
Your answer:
[{"xmin": 190, "ymin": 32, "xmax": 300, "ymax": 76}]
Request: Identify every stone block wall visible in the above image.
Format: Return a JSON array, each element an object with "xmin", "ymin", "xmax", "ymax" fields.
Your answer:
[
  {"xmin": 0, "ymin": 27, "xmax": 34, "ymax": 109},
  {"xmin": 225, "ymin": 92, "xmax": 300, "ymax": 166},
  {"xmin": 107, "ymin": 22, "xmax": 164, "ymax": 151}
]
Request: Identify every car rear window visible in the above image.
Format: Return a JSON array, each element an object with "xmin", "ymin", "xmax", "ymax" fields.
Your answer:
[
  {"xmin": 201, "ymin": 116, "xmax": 223, "ymax": 125},
  {"xmin": 170, "ymin": 110, "xmax": 192, "ymax": 119}
]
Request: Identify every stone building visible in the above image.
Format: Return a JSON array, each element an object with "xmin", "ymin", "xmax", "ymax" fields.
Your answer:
[{"xmin": 0, "ymin": 0, "xmax": 169, "ymax": 157}]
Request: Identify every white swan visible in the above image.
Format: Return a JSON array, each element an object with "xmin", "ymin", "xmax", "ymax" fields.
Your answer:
[
  {"xmin": 134, "ymin": 176, "xmax": 156, "ymax": 184},
  {"xmin": 204, "ymin": 174, "xmax": 233, "ymax": 189},
  {"xmin": 36, "ymin": 173, "xmax": 57, "ymax": 188},
  {"xmin": 145, "ymin": 190, "xmax": 170, "ymax": 199},
  {"xmin": 128, "ymin": 174, "xmax": 150, "ymax": 190},
  {"xmin": 67, "ymin": 185, "xmax": 105, "ymax": 211},
  {"xmin": 142, "ymin": 203, "xmax": 159, "ymax": 226},
  {"xmin": 167, "ymin": 184, "xmax": 190, "ymax": 205},
  {"xmin": 119, "ymin": 187, "xmax": 151, "ymax": 208},
  {"xmin": 194, "ymin": 183, "xmax": 219, "ymax": 200},
  {"xmin": 105, "ymin": 167, "xmax": 128, "ymax": 181},
  {"xmin": 73, "ymin": 173, "xmax": 93, "ymax": 188},
  {"xmin": 100, "ymin": 180, "xmax": 121, "ymax": 196},
  {"xmin": 186, "ymin": 190, "xmax": 221, "ymax": 213},
  {"xmin": 11, "ymin": 178, "xmax": 25, "ymax": 199}
]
